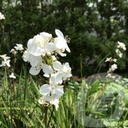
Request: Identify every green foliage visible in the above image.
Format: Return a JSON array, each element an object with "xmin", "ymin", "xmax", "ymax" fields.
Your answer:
[
  {"xmin": 0, "ymin": 0, "xmax": 128, "ymax": 76},
  {"xmin": 0, "ymin": 67, "xmax": 128, "ymax": 127}
]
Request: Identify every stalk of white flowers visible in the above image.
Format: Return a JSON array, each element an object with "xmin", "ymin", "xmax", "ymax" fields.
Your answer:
[
  {"xmin": 116, "ymin": 41, "xmax": 126, "ymax": 58},
  {"xmin": 22, "ymin": 29, "xmax": 72, "ymax": 110},
  {"xmin": 106, "ymin": 41, "xmax": 126, "ymax": 78}
]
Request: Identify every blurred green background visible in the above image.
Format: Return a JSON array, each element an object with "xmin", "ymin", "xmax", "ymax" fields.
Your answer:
[{"xmin": 0, "ymin": 0, "xmax": 128, "ymax": 77}]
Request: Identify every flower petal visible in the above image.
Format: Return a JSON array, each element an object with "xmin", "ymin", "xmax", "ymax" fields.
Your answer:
[
  {"xmin": 55, "ymin": 29, "xmax": 64, "ymax": 38},
  {"xmin": 42, "ymin": 64, "xmax": 53, "ymax": 76},
  {"xmin": 29, "ymin": 67, "xmax": 40, "ymax": 75},
  {"xmin": 40, "ymin": 32, "xmax": 52, "ymax": 40},
  {"xmin": 45, "ymin": 43, "xmax": 56, "ymax": 52},
  {"xmin": 54, "ymin": 86, "xmax": 64, "ymax": 99},
  {"xmin": 50, "ymin": 99, "xmax": 59, "ymax": 110},
  {"xmin": 39, "ymin": 84, "xmax": 51, "ymax": 95},
  {"xmin": 50, "ymin": 73, "xmax": 63, "ymax": 85},
  {"xmin": 53, "ymin": 61, "xmax": 62, "ymax": 71}
]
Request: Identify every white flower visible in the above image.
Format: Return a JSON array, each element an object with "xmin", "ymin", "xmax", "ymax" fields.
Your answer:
[
  {"xmin": 0, "ymin": 12, "xmax": 5, "ymax": 20},
  {"xmin": 14, "ymin": 44, "xmax": 24, "ymax": 51},
  {"xmin": 105, "ymin": 57, "xmax": 117, "ymax": 62},
  {"xmin": 113, "ymin": 58, "xmax": 117, "ymax": 62},
  {"xmin": 39, "ymin": 97, "xmax": 59, "ymax": 110},
  {"xmin": 54, "ymin": 29, "xmax": 70, "ymax": 56},
  {"xmin": 111, "ymin": 64, "xmax": 117, "ymax": 71},
  {"xmin": 40, "ymin": 32, "xmax": 52, "ymax": 42},
  {"xmin": 23, "ymin": 32, "xmax": 54, "ymax": 67},
  {"xmin": 9, "ymin": 73, "xmax": 16, "ymax": 79},
  {"xmin": 39, "ymin": 84, "xmax": 64, "ymax": 110},
  {"xmin": 27, "ymin": 33, "xmax": 53, "ymax": 56},
  {"xmin": 28, "ymin": 56, "xmax": 44, "ymax": 75},
  {"xmin": 116, "ymin": 49, "xmax": 123, "ymax": 58},
  {"xmin": 27, "ymin": 35, "xmax": 44, "ymax": 56},
  {"xmin": 62, "ymin": 62, "xmax": 72, "ymax": 80},
  {"xmin": 0, "ymin": 54, "xmax": 10, "ymax": 67},
  {"xmin": 39, "ymin": 73, "xmax": 64, "ymax": 103},
  {"xmin": 0, "ymin": 54, "xmax": 10, "ymax": 61},
  {"xmin": 42, "ymin": 85, "xmax": 63, "ymax": 101},
  {"xmin": 49, "ymin": 99, "xmax": 59, "ymax": 110},
  {"xmin": 117, "ymin": 41, "xmax": 126, "ymax": 51},
  {"xmin": 105, "ymin": 57, "xmax": 112, "ymax": 62},
  {"xmin": 10, "ymin": 48, "xmax": 17, "ymax": 54},
  {"xmin": 23, "ymin": 50, "xmax": 42, "ymax": 67},
  {"xmin": 40, "ymin": 84, "xmax": 64, "ymax": 98},
  {"xmin": 49, "ymin": 73, "xmax": 63, "ymax": 85},
  {"xmin": 53, "ymin": 61, "xmax": 72, "ymax": 80},
  {"xmin": 108, "ymin": 64, "xmax": 117, "ymax": 73}
]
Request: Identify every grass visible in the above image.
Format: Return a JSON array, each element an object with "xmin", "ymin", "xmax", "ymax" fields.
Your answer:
[{"xmin": 0, "ymin": 67, "xmax": 128, "ymax": 128}]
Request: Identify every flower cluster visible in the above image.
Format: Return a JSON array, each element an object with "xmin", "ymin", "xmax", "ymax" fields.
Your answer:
[
  {"xmin": 0, "ymin": 43, "xmax": 24, "ymax": 79},
  {"xmin": 0, "ymin": 54, "xmax": 10, "ymax": 67},
  {"xmin": 0, "ymin": 12, "xmax": 5, "ymax": 20},
  {"xmin": 23, "ymin": 29, "xmax": 72, "ymax": 110},
  {"xmin": 116, "ymin": 41, "xmax": 126, "ymax": 58},
  {"xmin": 105, "ymin": 41, "xmax": 126, "ymax": 78}
]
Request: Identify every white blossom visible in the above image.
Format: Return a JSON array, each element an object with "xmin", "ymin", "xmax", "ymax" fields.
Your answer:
[
  {"xmin": 105, "ymin": 57, "xmax": 117, "ymax": 62},
  {"xmin": 39, "ymin": 97, "xmax": 59, "ymax": 110},
  {"xmin": 0, "ymin": 12, "xmax": 5, "ymax": 20},
  {"xmin": 9, "ymin": 73, "xmax": 16, "ymax": 79},
  {"xmin": 49, "ymin": 73, "xmax": 63, "ymax": 85},
  {"xmin": 116, "ymin": 49, "xmax": 123, "ymax": 58},
  {"xmin": 40, "ymin": 32, "xmax": 52, "ymax": 42},
  {"xmin": 108, "ymin": 64, "xmax": 117, "ymax": 73},
  {"xmin": 0, "ymin": 54, "xmax": 10, "ymax": 67},
  {"xmin": 39, "ymin": 83, "xmax": 64, "ymax": 110},
  {"xmin": 27, "ymin": 35, "xmax": 44, "ymax": 56},
  {"xmin": 14, "ymin": 44, "xmax": 24, "ymax": 51},
  {"xmin": 54, "ymin": 29, "xmax": 70, "ymax": 56},
  {"xmin": 113, "ymin": 58, "xmax": 117, "ymax": 62},
  {"xmin": 111, "ymin": 64, "xmax": 117, "ymax": 71},
  {"xmin": 10, "ymin": 48, "xmax": 17, "ymax": 54},
  {"xmin": 23, "ymin": 50, "xmax": 42, "ymax": 67},
  {"xmin": 61, "ymin": 62, "xmax": 72, "ymax": 80},
  {"xmin": 117, "ymin": 41, "xmax": 126, "ymax": 51},
  {"xmin": 105, "ymin": 57, "xmax": 112, "ymax": 62},
  {"xmin": 53, "ymin": 61, "xmax": 72, "ymax": 80}
]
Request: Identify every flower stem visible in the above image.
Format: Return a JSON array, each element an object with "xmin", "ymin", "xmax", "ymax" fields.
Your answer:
[{"xmin": 44, "ymin": 106, "xmax": 48, "ymax": 127}]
